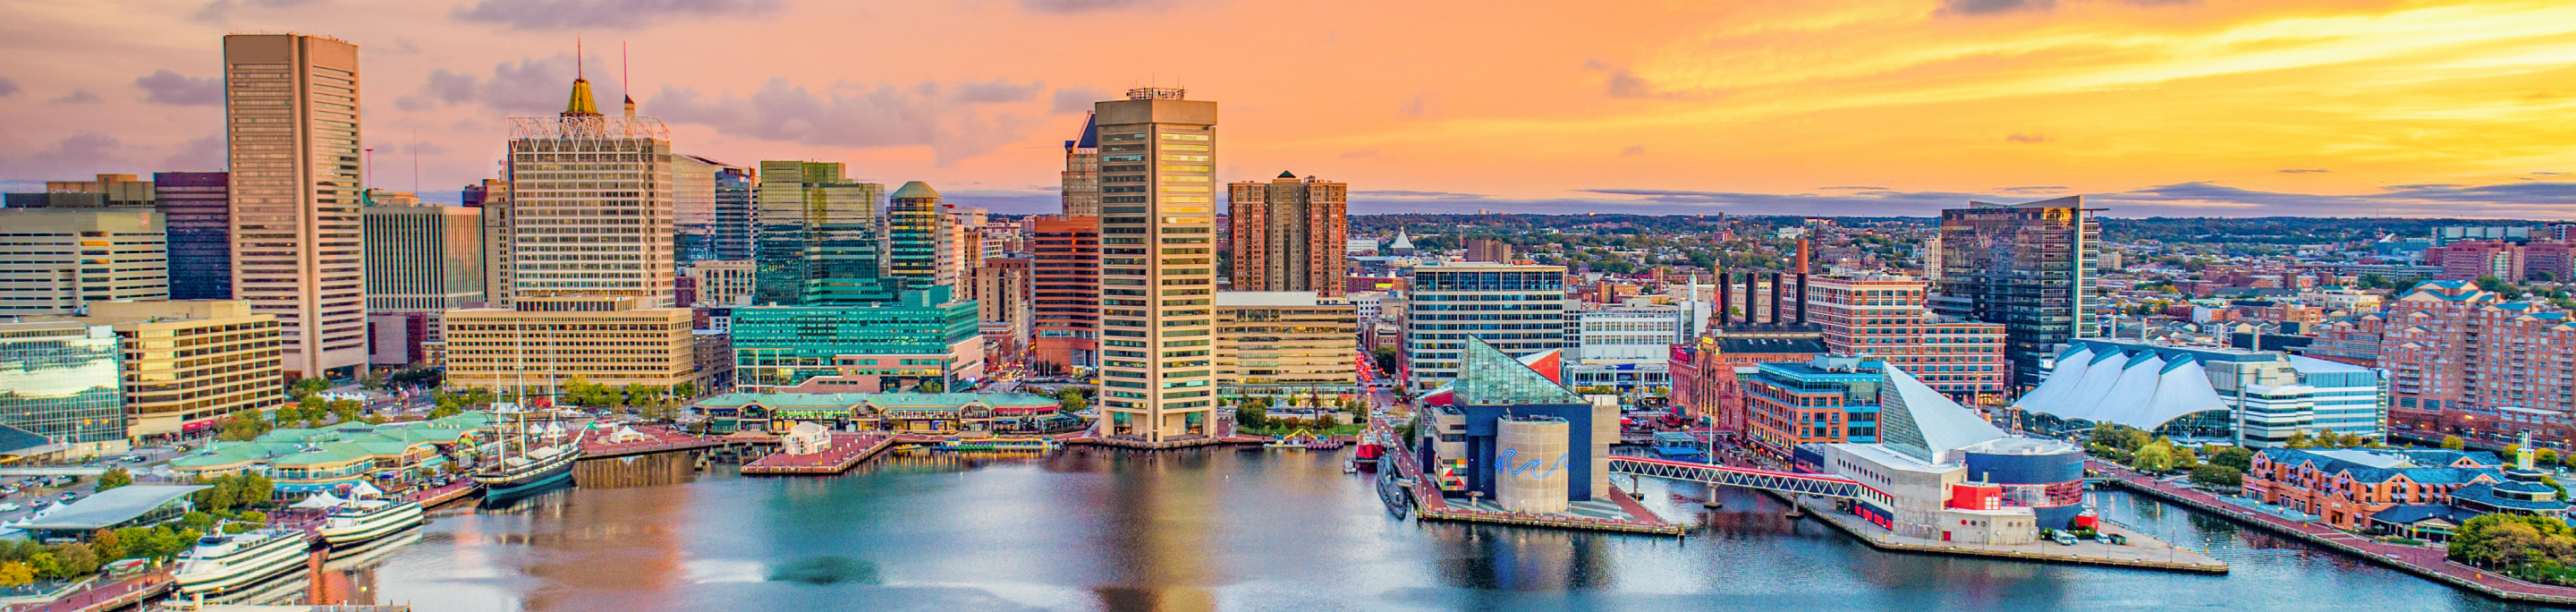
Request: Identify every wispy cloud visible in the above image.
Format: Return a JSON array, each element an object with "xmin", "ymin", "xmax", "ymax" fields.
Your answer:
[
  {"xmin": 452, "ymin": 0, "xmax": 781, "ymax": 30},
  {"xmin": 135, "ymin": 70, "xmax": 223, "ymax": 106}
]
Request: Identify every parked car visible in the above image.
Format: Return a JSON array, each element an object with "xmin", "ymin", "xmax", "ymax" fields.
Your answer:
[
  {"xmin": 1, "ymin": 485, "xmax": 19, "ymax": 495},
  {"xmin": 0, "ymin": 503, "xmax": 20, "ymax": 512},
  {"xmin": 119, "ymin": 455, "xmax": 148, "ymax": 463},
  {"xmin": 58, "ymin": 492, "xmax": 78, "ymax": 502}
]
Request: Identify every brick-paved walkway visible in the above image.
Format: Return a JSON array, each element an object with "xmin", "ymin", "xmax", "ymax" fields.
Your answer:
[
  {"xmin": 2092, "ymin": 459, "xmax": 2576, "ymax": 604},
  {"xmin": 2, "ymin": 571, "xmax": 169, "ymax": 612},
  {"xmin": 580, "ymin": 424, "xmax": 725, "ymax": 458},
  {"xmin": 741, "ymin": 434, "xmax": 890, "ymax": 474}
]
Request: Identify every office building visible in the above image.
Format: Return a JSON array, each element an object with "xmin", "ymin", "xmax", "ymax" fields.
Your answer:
[
  {"xmin": 682, "ymin": 259, "xmax": 757, "ymax": 307},
  {"xmin": 1214, "ymin": 292, "xmax": 1359, "ymax": 402},
  {"xmin": 2012, "ymin": 337, "xmax": 2386, "ymax": 446},
  {"xmin": 225, "ymin": 34, "xmax": 368, "ymax": 380},
  {"xmin": 1026, "ymin": 216, "xmax": 1099, "ymax": 372},
  {"xmin": 462, "ymin": 178, "xmax": 503, "ymax": 208},
  {"xmin": 1566, "ymin": 306, "xmax": 1678, "ymax": 395},
  {"xmin": 3, "ymin": 193, "xmax": 108, "ymax": 208},
  {"xmin": 469, "ymin": 177, "xmax": 512, "ymax": 301},
  {"xmin": 1093, "ymin": 89, "xmax": 1221, "ymax": 443},
  {"xmin": 1805, "ymin": 275, "xmax": 2007, "ymax": 403},
  {"xmin": 68, "ymin": 301, "xmax": 283, "ymax": 440},
  {"xmin": 887, "ymin": 181, "xmax": 951, "ymax": 291},
  {"xmin": 497, "ymin": 71, "xmax": 676, "ymax": 307},
  {"xmin": 943, "ymin": 203, "xmax": 987, "ymax": 285},
  {"xmin": 730, "ymin": 286, "xmax": 982, "ymax": 394},
  {"xmin": 674, "ymin": 154, "xmax": 753, "ymax": 266},
  {"xmin": 154, "ymin": 172, "xmax": 232, "ymax": 300},
  {"xmin": 1464, "ymin": 239, "xmax": 1512, "ymax": 264},
  {"xmin": 362, "ymin": 204, "xmax": 482, "ymax": 312},
  {"xmin": 0, "ymin": 208, "xmax": 168, "ymax": 316},
  {"xmin": 1061, "ymin": 113, "xmax": 1100, "ymax": 217},
  {"xmin": 1932, "ymin": 196, "xmax": 2099, "ymax": 388},
  {"xmin": 1402, "ymin": 263, "xmax": 1571, "ymax": 391},
  {"xmin": 973, "ymin": 257, "xmax": 1033, "ymax": 363},
  {"xmin": 43, "ymin": 174, "xmax": 156, "ymax": 207},
  {"xmin": 0, "ymin": 319, "xmax": 128, "ymax": 455},
  {"xmin": 755, "ymin": 161, "xmax": 890, "ymax": 305},
  {"xmin": 1226, "ymin": 173, "xmax": 1349, "ymax": 296},
  {"xmin": 441, "ymin": 296, "xmax": 704, "ymax": 396},
  {"xmin": 1919, "ymin": 234, "xmax": 1942, "ymax": 280}
]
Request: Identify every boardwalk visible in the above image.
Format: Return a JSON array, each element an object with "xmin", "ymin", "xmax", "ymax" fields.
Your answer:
[
  {"xmin": 580, "ymin": 424, "xmax": 727, "ymax": 459},
  {"xmin": 2091, "ymin": 459, "xmax": 2576, "ymax": 605},
  {"xmin": 406, "ymin": 479, "xmax": 479, "ymax": 507},
  {"xmin": 740, "ymin": 434, "xmax": 893, "ymax": 475},
  {"xmin": 1, "ymin": 571, "xmax": 170, "ymax": 612}
]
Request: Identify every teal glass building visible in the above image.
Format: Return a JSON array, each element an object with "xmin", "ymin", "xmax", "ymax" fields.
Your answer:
[
  {"xmin": 753, "ymin": 161, "xmax": 895, "ymax": 306},
  {"xmin": 731, "ymin": 286, "xmax": 981, "ymax": 392},
  {"xmin": 0, "ymin": 321, "xmax": 127, "ymax": 450}
]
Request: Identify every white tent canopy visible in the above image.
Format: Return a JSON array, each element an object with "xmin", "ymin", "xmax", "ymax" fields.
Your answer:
[
  {"xmin": 347, "ymin": 481, "xmax": 384, "ymax": 498},
  {"xmin": 291, "ymin": 492, "xmax": 348, "ymax": 509}
]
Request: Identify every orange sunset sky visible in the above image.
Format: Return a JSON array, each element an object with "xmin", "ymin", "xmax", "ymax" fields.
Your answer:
[{"xmin": 2, "ymin": 0, "xmax": 2572, "ymax": 217}]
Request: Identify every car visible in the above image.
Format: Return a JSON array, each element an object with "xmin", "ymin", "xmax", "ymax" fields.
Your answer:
[
  {"xmin": 119, "ymin": 455, "xmax": 148, "ymax": 463},
  {"xmin": 58, "ymin": 492, "xmax": 77, "ymax": 502},
  {"xmin": 0, "ymin": 503, "xmax": 18, "ymax": 512},
  {"xmin": 30, "ymin": 499, "xmax": 50, "ymax": 508},
  {"xmin": 1, "ymin": 485, "xmax": 17, "ymax": 495}
]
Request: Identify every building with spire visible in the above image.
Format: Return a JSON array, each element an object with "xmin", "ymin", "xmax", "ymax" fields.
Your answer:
[
  {"xmin": 489, "ymin": 60, "xmax": 676, "ymax": 307},
  {"xmin": 1227, "ymin": 172, "xmax": 1349, "ymax": 296},
  {"xmin": 1061, "ymin": 114, "xmax": 1100, "ymax": 217}
]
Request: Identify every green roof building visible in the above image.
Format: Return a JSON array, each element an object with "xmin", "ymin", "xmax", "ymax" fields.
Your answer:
[
  {"xmin": 731, "ymin": 286, "xmax": 983, "ymax": 394},
  {"xmin": 170, "ymin": 412, "xmax": 491, "ymax": 496}
]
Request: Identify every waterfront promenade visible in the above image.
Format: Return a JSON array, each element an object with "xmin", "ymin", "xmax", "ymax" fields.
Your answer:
[
  {"xmin": 1793, "ymin": 495, "xmax": 2227, "ymax": 573},
  {"xmin": 580, "ymin": 424, "xmax": 727, "ymax": 458},
  {"xmin": 0, "ymin": 571, "xmax": 168, "ymax": 612},
  {"xmin": 2091, "ymin": 459, "xmax": 2576, "ymax": 605}
]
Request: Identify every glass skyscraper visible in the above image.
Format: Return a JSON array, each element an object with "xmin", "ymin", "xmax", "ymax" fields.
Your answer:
[
  {"xmin": 754, "ymin": 161, "xmax": 891, "ymax": 306},
  {"xmin": 730, "ymin": 285, "xmax": 981, "ymax": 392},
  {"xmin": 1931, "ymin": 196, "xmax": 2100, "ymax": 389},
  {"xmin": 675, "ymin": 155, "xmax": 753, "ymax": 266},
  {"xmin": 0, "ymin": 321, "xmax": 127, "ymax": 452},
  {"xmin": 154, "ymin": 172, "xmax": 231, "ymax": 300},
  {"xmin": 886, "ymin": 181, "xmax": 948, "ymax": 292}
]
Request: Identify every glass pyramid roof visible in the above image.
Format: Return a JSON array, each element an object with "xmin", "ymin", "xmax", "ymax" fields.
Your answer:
[{"xmin": 1454, "ymin": 336, "xmax": 1584, "ymax": 405}]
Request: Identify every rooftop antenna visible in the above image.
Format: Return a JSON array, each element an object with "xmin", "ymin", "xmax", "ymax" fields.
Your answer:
[
  {"xmin": 622, "ymin": 41, "xmax": 635, "ymax": 117},
  {"xmin": 576, "ymin": 36, "xmax": 583, "ymax": 80}
]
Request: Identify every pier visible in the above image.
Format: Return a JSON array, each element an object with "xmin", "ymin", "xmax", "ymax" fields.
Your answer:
[
  {"xmin": 1791, "ymin": 494, "xmax": 2228, "ymax": 574},
  {"xmin": 740, "ymin": 434, "xmax": 896, "ymax": 475},
  {"xmin": 0, "ymin": 571, "xmax": 171, "ymax": 612},
  {"xmin": 579, "ymin": 425, "xmax": 729, "ymax": 459}
]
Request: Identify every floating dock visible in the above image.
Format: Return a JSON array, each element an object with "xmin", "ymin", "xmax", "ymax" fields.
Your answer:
[{"xmin": 739, "ymin": 434, "xmax": 894, "ymax": 475}]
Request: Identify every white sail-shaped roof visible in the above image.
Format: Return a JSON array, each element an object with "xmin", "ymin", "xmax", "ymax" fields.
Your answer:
[
  {"xmin": 1878, "ymin": 366, "xmax": 2007, "ymax": 463},
  {"xmin": 2138, "ymin": 358, "xmax": 2231, "ymax": 430},
  {"xmin": 2050, "ymin": 348, "xmax": 2132, "ymax": 422},
  {"xmin": 2012, "ymin": 346, "xmax": 2094, "ymax": 411},
  {"xmin": 2082, "ymin": 354, "xmax": 2168, "ymax": 422}
]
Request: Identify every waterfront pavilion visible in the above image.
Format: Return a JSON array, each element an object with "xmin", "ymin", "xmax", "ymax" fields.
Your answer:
[
  {"xmin": 169, "ymin": 412, "xmax": 490, "ymax": 496},
  {"xmin": 18, "ymin": 484, "xmax": 210, "ymax": 540},
  {"xmin": 692, "ymin": 392, "xmax": 1070, "ymax": 434}
]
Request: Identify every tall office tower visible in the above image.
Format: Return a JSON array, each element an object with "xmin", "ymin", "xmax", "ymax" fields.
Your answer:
[
  {"xmin": 1061, "ymin": 112, "xmax": 1101, "ymax": 217},
  {"xmin": 1932, "ymin": 196, "xmax": 2098, "ymax": 388},
  {"xmin": 155, "ymin": 172, "xmax": 232, "ymax": 300},
  {"xmin": 1027, "ymin": 215, "xmax": 1100, "ymax": 373},
  {"xmin": 45, "ymin": 174, "xmax": 157, "ymax": 207},
  {"xmin": 1401, "ymin": 263, "xmax": 1571, "ymax": 391},
  {"xmin": 362, "ymin": 204, "xmax": 483, "ymax": 311},
  {"xmin": 886, "ymin": 182, "xmax": 951, "ymax": 290},
  {"xmin": 1465, "ymin": 239, "xmax": 1513, "ymax": 264},
  {"xmin": 943, "ymin": 203, "xmax": 988, "ymax": 283},
  {"xmin": 499, "ymin": 71, "xmax": 676, "ymax": 307},
  {"xmin": 225, "ymin": 34, "xmax": 367, "ymax": 380},
  {"xmin": 674, "ymin": 154, "xmax": 753, "ymax": 265},
  {"xmin": 1092, "ymin": 89, "xmax": 1219, "ymax": 442},
  {"xmin": 471, "ymin": 177, "xmax": 513, "ymax": 301},
  {"xmin": 72, "ymin": 301, "xmax": 282, "ymax": 439},
  {"xmin": 0, "ymin": 320, "xmax": 128, "ymax": 455},
  {"xmin": 462, "ymin": 178, "xmax": 504, "ymax": 208},
  {"xmin": 753, "ymin": 161, "xmax": 888, "ymax": 305},
  {"xmin": 1226, "ymin": 172, "xmax": 1349, "ymax": 296},
  {"xmin": 0, "ymin": 209, "xmax": 167, "ymax": 316}
]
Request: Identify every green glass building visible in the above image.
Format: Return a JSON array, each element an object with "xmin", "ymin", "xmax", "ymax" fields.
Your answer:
[
  {"xmin": 886, "ymin": 181, "xmax": 946, "ymax": 292},
  {"xmin": 731, "ymin": 285, "xmax": 982, "ymax": 393},
  {"xmin": 754, "ymin": 161, "xmax": 895, "ymax": 306},
  {"xmin": 0, "ymin": 320, "xmax": 127, "ymax": 453}
]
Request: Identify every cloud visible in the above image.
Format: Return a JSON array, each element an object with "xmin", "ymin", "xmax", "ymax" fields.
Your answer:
[
  {"xmin": 192, "ymin": 0, "xmax": 320, "ymax": 23},
  {"xmin": 402, "ymin": 55, "xmax": 619, "ymax": 115},
  {"xmin": 1996, "ymin": 185, "xmax": 2068, "ymax": 194},
  {"xmin": 1398, "ymin": 91, "xmax": 1438, "ymax": 118},
  {"xmin": 1340, "ymin": 149, "xmax": 1378, "ymax": 159},
  {"xmin": 0, "ymin": 78, "xmax": 18, "ymax": 98},
  {"xmin": 52, "ymin": 89, "xmax": 102, "ymax": 105},
  {"xmin": 1940, "ymin": 0, "xmax": 2054, "ymax": 16},
  {"xmin": 649, "ymin": 79, "xmax": 1042, "ymax": 166},
  {"xmin": 2276, "ymin": 168, "xmax": 2331, "ymax": 174},
  {"xmin": 2004, "ymin": 133, "xmax": 2051, "ymax": 144},
  {"xmin": 1050, "ymin": 86, "xmax": 1106, "ymax": 114},
  {"xmin": 951, "ymin": 79, "xmax": 1045, "ymax": 104},
  {"xmin": 135, "ymin": 70, "xmax": 224, "ymax": 106},
  {"xmin": 1819, "ymin": 185, "xmax": 1890, "ymax": 191},
  {"xmin": 452, "ymin": 0, "xmax": 782, "ymax": 30},
  {"xmin": 0, "ymin": 133, "xmax": 129, "ymax": 178},
  {"xmin": 1620, "ymin": 145, "xmax": 1646, "ymax": 157},
  {"xmin": 936, "ymin": 189, "xmax": 1060, "ymax": 215},
  {"xmin": 1606, "ymin": 69, "xmax": 1653, "ymax": 98},
  {"xmin": 162, "ymin": 133, "xmax": 226, "ymax": 170},
  {"xmin": 1020, "ymin": 0, "xmax": 1168, "ymax": 13}
]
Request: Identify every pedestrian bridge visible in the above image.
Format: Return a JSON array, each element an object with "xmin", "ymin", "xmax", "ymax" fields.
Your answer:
[{"xmin": 1606, "ymin": 455, "xmax": 1880, "ymax": 501}]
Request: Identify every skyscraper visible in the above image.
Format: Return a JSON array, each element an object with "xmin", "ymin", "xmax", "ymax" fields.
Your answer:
[
  {"xmin": 674, "ymin": 154, "xmax": 752, "ymax": 265},
  {"xmin": 1094, "ymin": 89, "xmax": 1219, "ymax": 442},
  {"xmin": 497, "ymin": 69, "xmax": 675, "ymax": 307},
  {"xmin": 1931, "ymin": 196, "xmax": 2098, "ymax": 388},
  {"xmin": 754, "ymin": 161, "xmax": 888, "ymax": 305},
  {"xmin": 1402, "ymin": 263, "xmax": 1571, "ymax": 391},
  {"xmin": 224, "ymin": 34, "xmax": 367, "ymax": 379},
  {"xmin": 1027, "ymin": 215, "xmax": 1099, "ymax": 373},
  {"xmin": 0, "ymin": 209, "xmax": 168, "ymax": 316},
  {"xmin": 154, "ymin": 172, "xmax": 232, "ymax": 300},
  {"xmin": 886, "ymin": 181, "xmax": 949, "ymax": 291},
  {"xmin": 1226, "ymin": 172, "xmax": 1348, "ymax": 296},
  {"xmin": 0, "ymin": 320, "xmax": 127, "ymax": 455},
  {"xmin": 1061, "ymin": 113, "xmax": 1100, "ymax": 217},
  {"xmin": 363, "ymin": 203, "xmax": 483, "ymax": 311}
]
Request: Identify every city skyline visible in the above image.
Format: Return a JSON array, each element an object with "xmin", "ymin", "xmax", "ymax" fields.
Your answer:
[{"xmin": 0, "ymin": 1, "xmax": 2569, "ymax": 218}]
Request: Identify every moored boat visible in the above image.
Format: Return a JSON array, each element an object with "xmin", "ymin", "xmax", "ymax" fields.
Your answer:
[
  {"xmin": 174, "ymin": 529, "xmax": 309, "ymax": 594},
  {"xmin": 317, "ymin": 499, "xmax": 423, "ymax": 546}
]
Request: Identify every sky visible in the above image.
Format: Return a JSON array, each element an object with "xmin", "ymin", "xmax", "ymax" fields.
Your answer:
[{"xmin": 2, "ymin": 0, "xmax": 2573, "ymax": 218}]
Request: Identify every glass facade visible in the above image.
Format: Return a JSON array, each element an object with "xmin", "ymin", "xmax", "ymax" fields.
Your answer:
[
  {"xmin": 155, "ymin": 172, "xmax": 232, "ymax": 300},
  {"xmin": 886, "ymin": 182, "xmax": 945, "ymax": 292},
  {"xmin": 729, "ymin": 286, "xmax": 979, "ymax": 390},
  {"xmin": 1933, "ymin": 197, "xmax": 2099, "ymax": 388},
  {"xmin": 1453, "ymin": 336, "xmax": 1582, "ymax": 406},
  {"xmin": 0, "ymin": 324, "xmax": 126, "ymax": 446},
  {"xmin": 674, "ymin": 155, "xmax": 755, "ymax": 265},
  {"xmin": 754, "ymin": 161, "xmax": 892, "ymax": 306}
]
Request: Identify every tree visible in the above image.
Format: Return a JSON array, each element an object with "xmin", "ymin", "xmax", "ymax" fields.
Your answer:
[
  {"xmin": 2131, "ymin": 445, "xmax": 2175, "ymax": 473},
  {"xmin": 359, "ymin": 370, "xmax": 387, "ymax": 390},
  {"xmin": 216, "ymin": 411, "xmax": 270, "ymax": 442},
  {"xmin": 1055, "ymin": 388, "xmax": 1088, "ymax": 413},
  {"xmin": 915, "ymin": 380, "xmax": 945, "ymax": 394},
  {"xmin": 2443, "ymin": 435, "xmax": 2466, "ymax": 450},
  {"xmin": 0, "ymin": 562, "xmax": 30, "ymax": 589},
  {"xmin": 2189, "ymin": 464, "xmax": 2243, "ymax": 489},
  {"xmin": 95, "ymin": 468, "xmax": 131, "ymax": 492},
  {"xmin": 2208, "ymin": 446, "xmax": 2256, "ymax": 472},
  {"xmin": 41, "ymin": 543, "xmax": 96, "ymax": 579},
  {"xmin": 674, "ymin": 382, "xmax": 699, "ymax": 401},
  {"xmin": 2540, "ymin": 449, "xmax": 2561, "ymax": 467},
  {"xmin": 2284, "ymin": 431, "xmax": 2315, "ymax": 449},
  {"xmin": 289, "ymin": 377, "xmax": 331, "ymax": 400},
  {"xmin": 2171, "ymin": 446, "xmax": 2200, "ymax": 470},
  {"xmin": 1372, "ymin": 346, "xmax": 1402, "ymax": 375},
  {"xmin": 1236, "ymin": 404, "xmax": 1269, "ymax": 429}
]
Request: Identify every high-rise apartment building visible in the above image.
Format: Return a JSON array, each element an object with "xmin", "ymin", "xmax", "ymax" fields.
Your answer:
[
  {"xmin": 973, "ymin": 257, "xmax": 1033, "ymax": 364},
  {"xmin": 2424, "ymin": 240, "xmax": 2527, "ymax": 282},
  {"xmin": 441, "ymin": 296, "xmax": 703, "ymax": 396},
  {"xmin": 1919, "ymin": 234, "xmax": 1943, "ymax": 281},
  {"xmin": 674, "ymin": 154, "xmax": 753, "ymax": 265},
  {"xmin": 2358, "ymin": 280, "xmax": 2575, "ymax": 445},
  {"xmin": 1402, "ymin": 263, "xmax": 1571, "ymax": 391},
  {"xmin": 1061, "ymin": 113, "xmax": 1100, "ymax": 217},
  {"xmin": 886, "ymin": 182, "xmax": 951, "ymax": 291},
  {"xmin": 1215, "ymin": 292, "xmax": 1358, "ymax": 401},
  {"xmin": 71, "ymin": 301, "xmax": 283, "ymax": 440},
  {"xmin": 754, "ymin": 161, "xmax": 889, "ymax": 305},
  {"xmin": 497, "ymin": 72, "xmax": 675, "ymax": 307},
  {"xmin": 154, "ymin": 172, "xmax": 232, "ymax": 300},
  {"xmin": 682, "ymin": 259, "xmax": 757, "ymax": 307},
  {"xmin": 1932, "ymin": 196, "xmax": 2097, "ymax": 388},
  {"xmin": 225, "ymin": 34, "xmax": 368, "ymax": 379},
  {"xmin": 1093, "ymin": 89, "xmax": 1220, "ymax": 442},
  {"xmin": 943, "ymin": 203, "xmax": 987, "ymax": 284},
  {"xmin": 1805, "ymin": 275, "xmax": 2007, "ymax": 403},
  {"xmin": 1227, "ymin": 173, "xmax": 1348, "ymax": 296},
  {"xmin": 0, "ymin": 208, "xmax": 168, "ymax": 316},
  {"xmin": 363, "ymin": 204, "xmax": 483, "ymax": 311},
  {"xmin": 1464, "ymin": 239, "xmax": 1513, "ymax": 264},
  {"xmin": 1026, "ymin": 215, "xmax": 1099, "ymax": 373}
]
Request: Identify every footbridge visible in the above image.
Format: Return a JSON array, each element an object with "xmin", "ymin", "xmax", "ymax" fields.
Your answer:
[{"xmin": 1606, "ymin": 455, "xmax": 1884, "ymax": 503}]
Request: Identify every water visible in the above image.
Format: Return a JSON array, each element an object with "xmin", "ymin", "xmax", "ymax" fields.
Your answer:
[{"xmin": 272, "ymin": 448, "xmax": 2546, "ymax": 611}]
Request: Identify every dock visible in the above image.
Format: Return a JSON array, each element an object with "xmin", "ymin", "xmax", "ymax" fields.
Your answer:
[
  {"xmin": 405, "ymin": 480, "xmax": 479, "ymax": 508},
  {"xmin": 1, "ymin": 571, "xmax": 170, "ymax": 612},
  {"xmin": 1791, "ymin": 494, "xmax": 2227, "ymax": 574},
  {"xmin": 739, "ymin": 434, "xmax": 894, "ymax": 475},
  {"xmin": 1066, "ymin": 434, "xmax": 1270, "ymax": 449},
  {"xmin": 579, "ymin": 425, "xmax": 728, "ymax": 460}
]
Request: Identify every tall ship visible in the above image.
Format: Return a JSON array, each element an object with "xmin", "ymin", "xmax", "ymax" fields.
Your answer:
[
  {"xmin": 174, "ymin": 529, "xmax": 309, "ymax": 594},
  {"xmin": 475, "ymin": 404, "xmax": 583, "ymax": 497},
  {"xmin": 316, "ymin": 498, "xmax": 423, "ymax": 546}
]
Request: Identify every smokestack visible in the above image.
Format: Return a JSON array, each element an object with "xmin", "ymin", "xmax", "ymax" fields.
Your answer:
[
  {"xmin": 1715, "ymin": 272, "xmax": 1732, "ymax": 327},
  {"xmin": 1795, "ymin": 273, "xmax": 1810, "ymax": 326},
  {"xmin": 1768, "ymin": 272, "xmax": 1784, "ymax": 326},
  {"xmin": 1797, "ymin": 238, "xmax": 1811, "ymax": 275}
]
